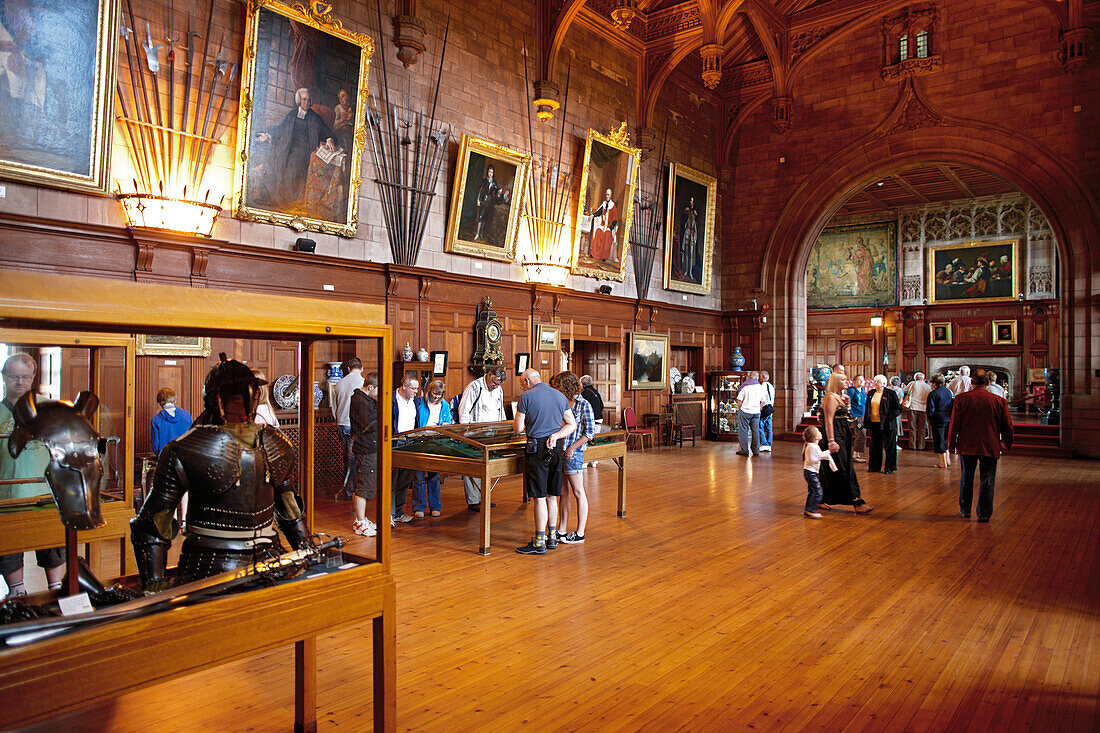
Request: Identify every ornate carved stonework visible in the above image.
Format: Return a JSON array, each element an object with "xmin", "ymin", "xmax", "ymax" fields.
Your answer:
[
  {"xmin": 772, "ymin": 96, "xmax": 792, "ymax": 133},
  {"xmin": 700, "ymin": 43, "xmax": 722, "ymax": 89},
  {"xmin": 1059, "ymin": 26, "xmax": 1093, "ymax": 74},
  {"xmin": 722, "ymin": 60, "xmax": 773, "ymax": 92},
  {"xmin": 881, "ymin": 55, "xmax": 943, "ymax": 81},
  {"xmin": 886, "ymin": 91, "xmax": 944, "ymax": 134},
  {"xmin": 1029, "ymin": 265, "xmax": 1054, "ymax": 295},
  {"xmin": 642, "ymin": 3, "xmax": 701, "ymax": 42},
  {"xmin": 901, "ymin": 275, "xmax": 922, "ymax": 302},
  {"xmin": 792, "ymin": 28, "xmax": 828, "ymax": 58}
]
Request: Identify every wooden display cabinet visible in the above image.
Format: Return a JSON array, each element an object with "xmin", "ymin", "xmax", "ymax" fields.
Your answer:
[
  {"xmin": 708, "ymin": 371, "xmax": 746, "ymax": 441},
  {"xmin": 0, "ymin": 272, "xmax": 396, "ymax": 732}
]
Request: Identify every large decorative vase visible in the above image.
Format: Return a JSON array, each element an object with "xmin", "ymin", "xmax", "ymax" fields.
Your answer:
[
  {"xmin": 402, "ymin": 342, "xmax": 413, "ymax": 362},
  {"xmin": 1042, "ymin": 367, "xmax": 1060, "ymax": 425},
  {"xmin": 416, "ymin": 347, "xmax": 430, "ymax": 362},
  {"xmin": 313, "ymin": 381, "xmax": 324, "ymax": 408},
  {"xmin": 809, "ymin": 363, "xmax": 832, "ymax": 414},
  {"xmin": 728, "ymin": 347, "xmax": 745, "ymax": 371},
  {"xmin": 327, "ymin": 361, "xmax": 344, "ymax": 384}
]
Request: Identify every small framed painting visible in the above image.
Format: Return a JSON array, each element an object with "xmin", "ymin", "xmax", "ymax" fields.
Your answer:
[
  {"xmin": 135, "ymin": 335, "xmax": 213, "ymax": 357},
  {"xmin": 992, "ymin": 320, "xmax": 1017, "ymax": 345},
  {"xmin": 444, "ymin": 134, "xmax": 529, "ymax": 262},
  {"xmin": 430, "ymin": 350, "xmax": 448, "ymax": 376},
  {"xmin": 535, "ymin": 325, "xmax": 561, "ymax": 352},
  {"xmin": 628, "ymin": 332, "xmax": 669, "ymax": 391},
  {"xmin": 928, "ymin": 322, "xmax": 952, "ymax": 346},
  {"xmin": 515, "ymin": 352, "xmax": 530, "ymax": 375}
]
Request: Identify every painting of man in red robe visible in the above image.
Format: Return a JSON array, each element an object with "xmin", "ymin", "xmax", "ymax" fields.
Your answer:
[{"xmin": 588, "ymin": 188, "xmax": 618, "ymax": 261}]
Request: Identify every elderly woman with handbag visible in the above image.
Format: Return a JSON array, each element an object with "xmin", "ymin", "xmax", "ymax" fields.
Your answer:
[{"xmin": 867, "ymin": 375, "xmax": 902, "ymax": 474}]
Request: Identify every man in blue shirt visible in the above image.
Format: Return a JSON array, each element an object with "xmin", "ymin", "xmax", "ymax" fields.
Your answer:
[
  {"xmin": 513, "ymin": 369, "xmax": 576, "ymax": 555},
  {"xmin": 846, "ymin": 375, "xmax": 868, "ymax": 463}
]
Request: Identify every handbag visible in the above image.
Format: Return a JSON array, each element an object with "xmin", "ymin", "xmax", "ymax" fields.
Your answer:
[{"xmin": 760, "ymin": 403, "xmax": 775, "ymax": 420}]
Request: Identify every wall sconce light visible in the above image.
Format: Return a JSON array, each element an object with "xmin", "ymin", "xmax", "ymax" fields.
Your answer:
[{"xmin": 870, "ymin": 300, "xmax": 884, "ymax": 327}]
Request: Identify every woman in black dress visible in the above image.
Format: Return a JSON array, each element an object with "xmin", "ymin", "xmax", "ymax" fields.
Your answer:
[
  {"xmin": 926, "ymin": 373, "xmax": 955, "ymax": 469},
  {"xmin": 818, "ymin": 373, "xmax": 874, "ymax": 514}
]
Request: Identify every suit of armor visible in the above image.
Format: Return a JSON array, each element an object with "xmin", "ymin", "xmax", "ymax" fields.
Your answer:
[{"xmin": 131, "ymin": 422, "xmax": 308, "ymax": 590}]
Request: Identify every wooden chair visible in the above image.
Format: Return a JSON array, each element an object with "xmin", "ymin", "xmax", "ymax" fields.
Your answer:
[
  {"xmin": 672, "ymin": 422, "xmax": 696, "ymax": 447},
  {"xmin": 623, "ymin": 407, "xmax": 655, "ymax": 452}
]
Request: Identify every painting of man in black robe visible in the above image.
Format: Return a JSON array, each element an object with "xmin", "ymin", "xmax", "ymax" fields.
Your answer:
[
  {"xmin": 244, "ymin": 9, "xmax": 361, "ymax": 223},
  {"xmin": 457, "ymin": 152, "xmax": 516, "ymax": 249}
]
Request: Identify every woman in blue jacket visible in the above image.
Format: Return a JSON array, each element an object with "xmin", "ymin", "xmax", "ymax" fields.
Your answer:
[{"xmin": 413, "ymin": 379, "xmax": 452, "ymax": 517}]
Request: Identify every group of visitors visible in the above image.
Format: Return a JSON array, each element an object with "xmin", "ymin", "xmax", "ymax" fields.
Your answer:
[
  {"xmin": 800, "ymin": 363, "xmax": 1013, "ymax": 524},
  {"xmin": 734, "ymin": 371, "xmax": 775, "ymax": 456}
]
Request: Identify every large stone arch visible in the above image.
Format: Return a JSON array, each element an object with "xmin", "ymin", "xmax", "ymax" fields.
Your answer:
[{"xmin": 758, "ymin": 123, "xmax": 1100, "ymax": 455}]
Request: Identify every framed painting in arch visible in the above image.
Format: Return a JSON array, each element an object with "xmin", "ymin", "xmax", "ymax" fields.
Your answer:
[
  {"xmin": 535, "ymin": 325, "xmax": 560, "ymax": 352},
  {"xmin": 0, "ymin": 0, "xmax": 118, "ymax": 193},
  {"xmin": 663, "ymin": 163, "xmax": 717, "ymax": 295},
  {"xmin": 926, "ymin": 238, "xmax": 1019, "ymax": 305},
  {"xmin": 515, "ymin": 352, "xmax": 529, "ymax": 375},
  {"xmin": 992, "ymin": 320, "xmax": 1017, "ymax": 345},
  {"xmin": 444, "ymin": 134, "xmax": 529, "ymax": 262},
  {"xmin": 928, "ymin": 322, "xmax": 952, "ymax": 346},
  {"xmin": 571, "ymin": 123, "xmax": 641, "ymax": 281},
  {"xmin": 806, "ymin": 221, "xmax": 898, "ymax": 309},
  {"xmin": 628, "ymin": 332, "xmax": 669, "ymax": 391},
  {"xmin": 430, "ymin": 350, "xmax": 448, "ymax": 376},
  {"xmin": 135, "ymin": 335, "xmax": 212, "ymax": 357},
  {"xmin": 232, "ymin": 0, "xmax": 373, "ymax": 237}
]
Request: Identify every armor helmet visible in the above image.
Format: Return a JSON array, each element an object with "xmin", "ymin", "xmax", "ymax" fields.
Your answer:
[
  {"xmin": 199, "ymin": 354, "xmax": 267, "ymax": 424},
  {"xmin": 8, "ymin": 391, "xmax": 107, "ymax": 530}
]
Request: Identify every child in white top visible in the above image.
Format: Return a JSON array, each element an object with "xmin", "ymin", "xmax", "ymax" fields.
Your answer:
[{"xmin": 802, "ymin": 426, "xmax": 837, "ymax": 518}]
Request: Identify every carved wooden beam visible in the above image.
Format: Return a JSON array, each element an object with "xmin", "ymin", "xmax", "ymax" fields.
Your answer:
[{"xmin": 938, "ymin": 165, "xmax": 974, "ymax": 198}]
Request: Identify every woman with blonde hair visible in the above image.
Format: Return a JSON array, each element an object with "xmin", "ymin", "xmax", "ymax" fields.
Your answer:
[
  {"xmin": 252, "ymin": 369, "xmax": 279, "ymax": 428},
  {"xmin": 817, "ymin": 372, "xmax": 873, "ymax": 513}
]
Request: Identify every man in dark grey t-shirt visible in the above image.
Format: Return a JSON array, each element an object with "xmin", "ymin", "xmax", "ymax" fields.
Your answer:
[{"xmin": 513, "ymin": 369, "xmax": 575, "ymax": 555}]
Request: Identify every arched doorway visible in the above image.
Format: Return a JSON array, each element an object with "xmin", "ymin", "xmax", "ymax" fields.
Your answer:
[{"xmin": 758, "ymin": 125, "xmax": 1099, "ymax": 455}]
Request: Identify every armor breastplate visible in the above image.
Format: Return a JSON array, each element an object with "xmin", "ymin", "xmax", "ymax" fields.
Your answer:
[{"xmin": 176, "ymin": 426, "xmax": 275, "ymax": 536}]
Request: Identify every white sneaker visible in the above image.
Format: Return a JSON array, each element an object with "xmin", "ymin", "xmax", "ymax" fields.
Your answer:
[
  {"xmin": 760, "ymin": 445, "xmax": 772, "ymax": 452},
  {"xmin": 353, "ymin": 518, "xmax": 377, "ymax": 537}
]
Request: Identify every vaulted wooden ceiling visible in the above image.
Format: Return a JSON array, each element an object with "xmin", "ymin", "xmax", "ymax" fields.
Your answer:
[{"xmin": 835, "ymin": 164, "xmax": 1019, "ymax": 216}]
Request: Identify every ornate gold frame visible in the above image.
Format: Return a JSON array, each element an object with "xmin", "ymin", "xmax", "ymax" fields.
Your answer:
[
  {"xmin": 444, "ymin": 134, "xmax": 530, "ymax": 262},
  {"xmin": 928, "ymin": 322, "xmax": 952, "ymax": 346},
  {"xmin": 0, "ymin": 0, "xmax": 118, "ymax": 193},
  {"xmin": 571, "ymin": 123, "xmax": 641, "ymax": 281},
  {"xmin": 926, "ymin": 238, "xmax": 1019, "ymax": 305},
  {"xmin": 135, "ymin": 335, "xmax": 212, "ymax": 357},
  {"xmin": 535, "ymin": 324, "xmax": 561, "ymax": 352},
  {"xmin": 628, "ymin": 332, "xmax": 669, "ymax": 391},
  {"xmin": 992, "ymin": 319, "xmax": 1017, "ymax": 346},
  {"xmin": 232, "ymin": 0, "xmax": 373, "ymax": 237},
  {"xmin": 663, "ymin": 162, "xmax": 718, "ymax": 295}
]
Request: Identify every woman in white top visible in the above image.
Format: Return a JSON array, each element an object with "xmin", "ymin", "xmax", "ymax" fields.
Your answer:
[{"xmin": 252, "ymin": 369, "xmax": 279, "ymax": 428}]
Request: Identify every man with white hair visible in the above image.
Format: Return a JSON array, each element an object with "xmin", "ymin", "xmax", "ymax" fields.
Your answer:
[
  {"xmin": 904, "ymin": 371, "xmax": 932, "ymax": 450},
  {"xmin": 256, "ymin": 87, "xmax": 337, "ymax": 207},
  {"xmin": 986, "ymin": 372, "xmax": 1007, "ymax": 399},
  {"xmin": 948, "ymin": 365, "xmax": 972, "ymax": 395}
]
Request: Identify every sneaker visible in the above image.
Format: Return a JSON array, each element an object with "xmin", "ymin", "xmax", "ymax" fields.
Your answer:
[
  {"xmin": 516, "ymin": 540, "xmax": 547, "ymax": 555},
  {"xmin": 546, "ymin": 533, "xmax": 559, "ymax": 550},
  {"xmin": 803, "ymin": 511, "xmax": 823, "ymax": 519},
  {"xmin": 559, "ymin": 531, "xmax": 585, "ymax": 544},
  {"xmin": 353, "ymin": 518, "xmax": 377, "ymax": 537},
  {"xmin": 760, "ymin": 445, "xmax": 772, "ymax": 452},
  {"xmin": 414, "ymin": 510, "xmax": 425, "ymax": 518},
  {"xmin": 393, "ymin": 513, "xmax": 414, "ymax": 523},
  {"xmin": 431, "ymin": 510, "xmax": 441, "ymax": 517}
]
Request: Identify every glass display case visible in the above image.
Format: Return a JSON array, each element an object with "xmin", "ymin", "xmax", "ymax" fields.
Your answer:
[{"xmin": 707, "ymin": 371, "xmax": 746, "ymax": 441}]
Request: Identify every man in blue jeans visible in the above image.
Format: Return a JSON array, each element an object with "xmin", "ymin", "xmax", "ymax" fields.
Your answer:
[
  {"xmin": 759, "ymin": 371, "xmax": 775, "ymax": 452},
  {"xmin": 332, "ymin": 357, "xmax": 364, "ymax": 500},
  {"xmin": 735, "ymin": 371, "xmax": 767, "ymax": 456}
]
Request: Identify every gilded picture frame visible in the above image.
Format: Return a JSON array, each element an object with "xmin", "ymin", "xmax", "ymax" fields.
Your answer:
[
  {"xmin": 535, "ymin": 324, "xmax": 561, "ymax": 352},
  {"xmin": 571, "ymin": 123, "xmax": 641, "ymax": 281},
  {"xmin": 992, "ymin": 320, "xmax": 1017, "ymax": 345},
  {"xmin": 926, "ymin": 238, "xmax": 1019, "ymax": 305},
  {"xmin": 928, "ymin": 322, "xmax": 952, "ymax": 346},
  {"xmin": 663, "ymin": 163, "xmax": 717, "ymax": 295},
  {"xmin": 135, "ymin": 335, "xmax": 212, "ymax": 357},
  {"xmin": 628, "ymin": 332, "xmax": 669, "ymax": 391},
  {"xmin": 232, "ymin": 0, "xmax": 373, "ymax": 237},
  {"xmin": 0, "ymin": 0, "xmax": 118, "ymax": 193},
  {"xmin": 444, "ymin": 134, "xmax": 529, "ymax": 262}
]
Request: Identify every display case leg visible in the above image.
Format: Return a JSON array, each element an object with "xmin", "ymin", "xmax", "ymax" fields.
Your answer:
[{"xmin": 294, "ymin": 636, "xmax": 317, "ymax": 733}]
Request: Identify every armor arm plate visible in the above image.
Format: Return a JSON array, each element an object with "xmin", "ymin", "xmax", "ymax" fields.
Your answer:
[
  {"xmin": 130, "ymin": 442, "xmax": 187, "ymax": 589},
  {"xmin": 261, "ymin": 426, "xmax": 308, "ymax": 548}
]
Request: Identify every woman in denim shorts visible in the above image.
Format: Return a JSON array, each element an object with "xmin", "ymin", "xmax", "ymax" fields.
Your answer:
[{"xmin": 550, "ymin": 371, "xmax": 595, "ymax": 544}]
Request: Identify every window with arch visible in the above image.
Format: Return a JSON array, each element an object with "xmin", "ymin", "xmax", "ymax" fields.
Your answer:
[{"xmin": 882, "ymin": 5, "xmax": 941, "ymax": 80}]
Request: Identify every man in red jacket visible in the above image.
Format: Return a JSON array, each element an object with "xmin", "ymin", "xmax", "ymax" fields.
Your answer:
[{"xmin": 947, "ymin": 370, "xmax": 1014, "ymax": 522}]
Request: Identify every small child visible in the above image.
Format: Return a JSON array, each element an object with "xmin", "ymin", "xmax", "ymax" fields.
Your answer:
[{"xmin": 802, "ymin": 426, "xmax": 837, "ymax": 519}]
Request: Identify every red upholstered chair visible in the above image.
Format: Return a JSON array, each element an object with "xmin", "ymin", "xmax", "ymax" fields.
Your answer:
[{"xmin": 623, "ymin": 407, "xmax": 655, "ymax": 452}]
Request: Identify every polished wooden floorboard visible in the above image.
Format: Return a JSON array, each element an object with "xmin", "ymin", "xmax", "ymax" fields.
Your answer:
[{"xmin": 19, "ymin": 442, "xmax": 1100, "ymax": 732}]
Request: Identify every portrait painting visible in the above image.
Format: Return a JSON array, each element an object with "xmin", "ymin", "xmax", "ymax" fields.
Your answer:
[
  {"xmin": 992, "ymin": 320, "xmax": 1017, "ymax": 345},
  {"xmin": 806, "ymin": 222, "xmax": 898, "ymax": 309},
  {"xmin": 232, "ymin": 0, "xmax": 373, "ymax": 237},
  {"xmin": 536, "ymin": 324, "xmax": 560, "ymax": 352},
  {"xmin": 663, "ymin": 162, "xmax": 717, "ymax": 295},
  {"xmin": 0, "ymin": 0, "xmax": 117, "ymax": 192},
  {"xmin": 928, "ymin": 322, "xmax": 952, "ymax": 346},
  {"xmin": 628, "ymin": 332, "xmax": 669, "ymax": 391},
  {"xmin": 927, "ymin": 239, "xmax": 1018, "ymax": 305},
  {"xmin": 571, "ymin": 124, "xmax": 641, "ymax": 281},
  {"xmin": 444, "ymin": 134, "xmax": 529, "ymax": 262},
  {"xmin": 135, "ymin": 335, "xmax": 212, "ymax": 357}
]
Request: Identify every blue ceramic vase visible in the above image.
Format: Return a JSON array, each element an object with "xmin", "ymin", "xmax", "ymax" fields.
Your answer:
[{"xmin": 728, "ymin": 347, "xmax": 745, "ymax": 371}]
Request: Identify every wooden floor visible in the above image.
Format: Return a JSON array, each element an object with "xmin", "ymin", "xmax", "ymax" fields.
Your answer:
[{"xmin": 21, "ymin": 441, "xmax": 1100, "ymax": 732}]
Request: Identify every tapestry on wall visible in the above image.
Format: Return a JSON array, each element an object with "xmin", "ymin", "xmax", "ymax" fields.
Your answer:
[{"xmin": 806, "ymin": 221, "xmax": 898, "ymax": 309}]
